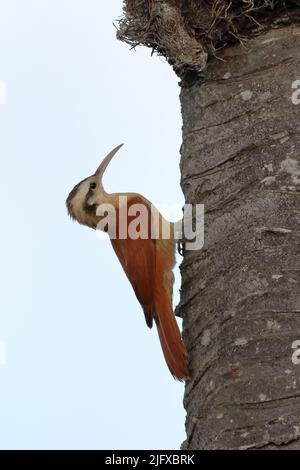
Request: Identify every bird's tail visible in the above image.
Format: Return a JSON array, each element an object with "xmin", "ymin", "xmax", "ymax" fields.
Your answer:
[{"xmin": 154, "ymin": 288, "xmax": 190, "ymax": 381}]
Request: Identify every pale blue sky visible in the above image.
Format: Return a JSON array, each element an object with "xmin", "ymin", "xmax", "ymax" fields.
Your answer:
[{"xmin": 0, "ymin": 0, "xmax": 186, "ymax": 449}]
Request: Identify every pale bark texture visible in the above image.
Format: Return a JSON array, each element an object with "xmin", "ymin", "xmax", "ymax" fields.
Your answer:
[
  {"xmin": 118, "ymin": 1, "xmax": 300, "ymax": 450},
  {"xmin": 180, "ymin": 26, "xmax": 300, "ymax": 450}
]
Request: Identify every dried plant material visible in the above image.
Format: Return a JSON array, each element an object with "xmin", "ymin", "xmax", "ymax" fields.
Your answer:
[{"xmin": 118, "ymin": 1, "xmax": 300, "ymax": 79}]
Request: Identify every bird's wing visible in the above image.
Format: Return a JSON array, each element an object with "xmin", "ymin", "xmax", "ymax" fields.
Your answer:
[
  {"xmin": 110, "ymin": 195, "xmax": 157, "ymax": 328},
  {"xmin": 109, "ymin": 194, "xmax": 189, "ymax": 380}
]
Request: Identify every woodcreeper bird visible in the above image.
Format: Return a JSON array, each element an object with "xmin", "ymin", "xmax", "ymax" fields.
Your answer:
[{"xmin": 66, "ymin": 144, "xmax": 189, "ymax": 381}]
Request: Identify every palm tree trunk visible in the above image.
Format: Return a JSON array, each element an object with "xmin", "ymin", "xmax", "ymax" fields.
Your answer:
[
  {"xmin": 180, "ymin": 25, "xmax": 300, "ymax": 450},
  {"xmin": 119, "ymin": 1, "xmax": 300, "ymax": 450}
]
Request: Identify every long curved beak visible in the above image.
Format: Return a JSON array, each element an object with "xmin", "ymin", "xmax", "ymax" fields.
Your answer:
[{"xmin": 95, "ymin": 144, "xmax": 124, "ymax": 185}]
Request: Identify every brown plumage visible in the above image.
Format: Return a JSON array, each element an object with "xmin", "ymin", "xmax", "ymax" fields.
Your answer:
[{"xmin": 66, "ymin": 144, "xmax": 190, "ymax": 381}]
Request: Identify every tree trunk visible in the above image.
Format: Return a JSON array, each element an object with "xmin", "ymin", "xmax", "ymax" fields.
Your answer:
[
  {"xmin": 180, "ymin": 25, "xmax": 300, "ymax": 450},
  {"xmin": 119, "ymin": 1, "xmax": 300, "ymax": 450}
]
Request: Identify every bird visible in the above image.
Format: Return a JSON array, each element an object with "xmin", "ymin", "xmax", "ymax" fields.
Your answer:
[{"xmin": 66, "ymin": 144, "xmax": 190, "ymax": 381}]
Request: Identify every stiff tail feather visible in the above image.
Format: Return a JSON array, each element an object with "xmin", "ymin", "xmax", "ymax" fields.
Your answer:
[{"xmin": 154, "ymin": 289, "xmax": 190, "ymax": 381}]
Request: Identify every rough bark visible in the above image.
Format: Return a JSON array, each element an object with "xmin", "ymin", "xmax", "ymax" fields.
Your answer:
[
  {"xmin": 118, "ymin": 0, "xmax": 300, "ymax": 451},
  {"xmin": 180, "ymin": 26, "xmax": 300, "ymax": 449}
]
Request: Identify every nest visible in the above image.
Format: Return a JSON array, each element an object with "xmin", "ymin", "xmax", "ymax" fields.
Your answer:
[{"xmin": 118, "ymin": 1, "xmax": 300, "ymax": 80}]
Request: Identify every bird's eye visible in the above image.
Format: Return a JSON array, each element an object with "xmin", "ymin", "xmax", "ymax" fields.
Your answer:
[{"xmin": 90, "ymin": 182, "xmax": 97, "ymax": 190}]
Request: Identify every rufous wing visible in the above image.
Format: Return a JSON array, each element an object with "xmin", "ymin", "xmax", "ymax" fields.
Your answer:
[
  {"xmin": 109, "ymin": 195, "xmax": 156, "ymax": 327},
  {"xmin": 109, "ymin": 195, "xmax": 189, "ymax": 380}
]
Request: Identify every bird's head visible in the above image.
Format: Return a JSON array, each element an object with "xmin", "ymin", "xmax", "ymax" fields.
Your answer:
[{"xmin": 66, "ymin": 144, "xmax": 123, "ymax": 229}]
